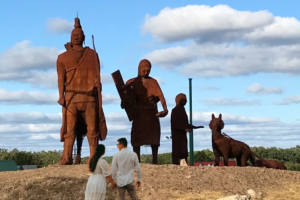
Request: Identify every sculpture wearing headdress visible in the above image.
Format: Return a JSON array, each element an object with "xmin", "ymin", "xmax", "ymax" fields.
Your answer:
[
  {"xmin": 124, "ymin": 59, "xmax": 168, "ymax": 164},
  {"xmin": 56, "ymin": 17, "xmax": 107, "ymax": 165}
]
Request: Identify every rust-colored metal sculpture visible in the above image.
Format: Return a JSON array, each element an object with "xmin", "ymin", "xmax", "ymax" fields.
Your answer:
[
  {"xmin": 111, "ymin": 70, "xmax": 139, "ymax": 121},
  {"xmin": 121, "ymin": 59, "xmax": 168, "ymax": 164},
  {"xmin": 255, "ymin": 160, "xmax": 287, "ymax": 170},
  {"xmin": 171, "ymin": 93, "xmax": 204, "ymax": 165},
  {"xmin": 210, "ymin": 114, "xmax": 255, "ymax": 166},
  {"xmin": 56, "ymin": 17, "xmax": 107, "ymax": 165}
]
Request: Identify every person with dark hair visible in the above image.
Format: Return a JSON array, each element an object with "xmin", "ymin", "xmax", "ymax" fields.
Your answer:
[
  {"xmin": 85, "ymin": 144, "xmax": 116, "ymax": 200},
  {"xmin": 111, "ymin": 138, "xmax": 141, "ymax": 200}
]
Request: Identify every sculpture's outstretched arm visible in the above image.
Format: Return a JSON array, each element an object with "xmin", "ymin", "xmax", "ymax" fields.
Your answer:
[{"xmin": 188, "ymin": 124, "xmax": 205, "ymax": 129}]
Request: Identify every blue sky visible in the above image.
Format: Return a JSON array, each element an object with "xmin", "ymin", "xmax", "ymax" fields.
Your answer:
[{"xmin": 0, "ymin": 1, "xmax": 299, "ymax": 158}]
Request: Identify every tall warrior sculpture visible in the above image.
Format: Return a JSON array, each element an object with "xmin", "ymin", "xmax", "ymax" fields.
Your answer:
[
  {"xmin": 56, "ymin": 17, "xmax": 107, "ymax": 165},
  {"xmin": 124, "ymin": 59, "xmax": 168, "ymax": 164}
]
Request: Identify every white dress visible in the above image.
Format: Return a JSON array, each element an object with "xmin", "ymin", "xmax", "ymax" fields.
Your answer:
[{"xmin": 85, "ymin": 158, "xmax": 111, "ymax": 200}]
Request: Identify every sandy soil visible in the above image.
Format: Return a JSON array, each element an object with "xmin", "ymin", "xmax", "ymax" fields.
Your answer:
[{"xmin": 0, "ymin": 164, "xmax": 300, "ymax": 200}]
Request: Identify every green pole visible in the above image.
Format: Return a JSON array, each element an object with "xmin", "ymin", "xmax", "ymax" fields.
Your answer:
[{"xmin": 189, "ymin": 78, "xmax": 194, "ymax": 166}]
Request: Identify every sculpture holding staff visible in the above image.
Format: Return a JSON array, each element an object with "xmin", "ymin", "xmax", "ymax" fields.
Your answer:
[{"xmin": 56, "ymin": 17, "xmax": 107, "ymax": 165}]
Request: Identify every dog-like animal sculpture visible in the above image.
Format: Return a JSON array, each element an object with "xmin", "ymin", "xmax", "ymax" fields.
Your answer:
[{"xmin": 210, "ymin": 114, "xmax": 255, "ymax": 166}]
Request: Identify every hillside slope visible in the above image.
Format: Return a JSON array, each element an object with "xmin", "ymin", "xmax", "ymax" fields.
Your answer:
[{"xmin": 0, "ymin": 164, "xmax": 300, "ymax": 200}]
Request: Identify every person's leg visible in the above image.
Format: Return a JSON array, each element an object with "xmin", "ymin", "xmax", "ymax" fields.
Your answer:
[
  {"xmin": 133, "ymin": 146, "xmax": 141, "ymax": 163},
  {"xmin": 117, "ymin": 185, "xmax": 127, "ymax": 200},
  {"xmin": 151, "ymin": 145, "xmax": 159, "ymax": 164},
  {"xmin": 126, "ymin": 181, "xmax": 138, "ymax": 200}
]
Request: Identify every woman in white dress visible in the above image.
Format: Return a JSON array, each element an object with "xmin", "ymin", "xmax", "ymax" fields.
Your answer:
[{"xmin": 85, "ymin": 144, "xmax": 116, "ymax": 200}]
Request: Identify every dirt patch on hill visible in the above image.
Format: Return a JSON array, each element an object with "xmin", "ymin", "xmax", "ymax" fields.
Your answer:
[{"xmin": 0, "ymin": 164, "xmax": 300, "ymax": 200}]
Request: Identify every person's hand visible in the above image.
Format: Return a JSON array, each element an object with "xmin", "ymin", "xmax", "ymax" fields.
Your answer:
[
  {"xmin": 185, "ymin": 129, "xmax": 192, "ymax": 132},
  {"xmin": 57, "ymin": 96, "xmax": 65, "ymax": 106},
  {"xmin": 111, "ymin": 182, "xmax": 116, "ymax": 189},
  {"xmin": 136, "ymin": 181, "xmax": 141, "ymax": 188}
]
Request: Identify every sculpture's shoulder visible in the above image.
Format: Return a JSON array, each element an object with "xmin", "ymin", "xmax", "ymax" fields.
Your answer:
[
  {"xmin": 84, "ymin": 46, "xmax": 96, "ymax": 55},
  {"xmin": 147, "ymin": 76, "xmax": 160, "ymax": 87},
  {"xmin": 126, "ymin": 78, "xmax": 136, "ymax": 85},
  {"xmin": 57, "ymin": 50, "xmax": 69, "ymax": 60},
  {"xmin": 172, "ymin": 105, "xmax": 184, "ymax": 114}
]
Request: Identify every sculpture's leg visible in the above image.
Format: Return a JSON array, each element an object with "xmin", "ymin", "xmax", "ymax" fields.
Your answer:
[
  {"xmin": 58, "ymin": 102, "xmax": 77, "ymax": 165},
  {"xmin": 133, "ymin": 146, "xmax": 141, "ymax": 163},
  {"xmin": 213, "ymin": 149, "xmax": 220, "ymax": 166},
  {"xmin": 172, "ymin": 157, "xmax": 180, "ymax": 165},
  {"xmin": 85, "ymin": 102, "xmax": 98, "ymax": 164},
  {"xmin": 151, "ymin": 145, "xmax": 159, "ymax": 164},
  {"xmin": 75, "ymin": 135, "xmax": 83, "ymax": 164},
  {"xmin": 241, "ymin": 154, "xmax": 248, "ymax": 166},
  {"xmin": 249, "ymin": 154, "xmax": 255, "ymax": 166},
  {"xmin": 236, "ymin": 156, "xmax": 242, "ymax": 166},
  {"xmin": 223, "ymin": 155, "xmax": 229, "ymax": 166}
]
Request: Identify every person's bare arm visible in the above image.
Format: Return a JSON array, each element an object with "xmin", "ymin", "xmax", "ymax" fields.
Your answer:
[
  {"xmin": 134, "ymin": 153, "xmax": 142, "ymax": 187},
  {"xmin": 56, "ymin": 55, "xmax": 65, "ymax": 106},
  {"xmin": 111, "ymin": 155, "xmax": 118, "ymax": 184},
  {"xmin": 102, "ymin": 159, "xmax": 116, "ymax": 189},
  {"xmin": 105, "ymin": 175, "xmax": 116, "ymax": 189}
]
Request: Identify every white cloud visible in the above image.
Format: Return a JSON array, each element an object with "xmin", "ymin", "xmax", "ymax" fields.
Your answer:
[
  {"xmin": 0, "ymin": 89, "xmax": 57, "ymax": 105},
  {"xmin": 0, "ymin": 41, "xmax": 113, "ymax": 89},
  {"xmin": 277, "ymin": 95, "xmax": 300, "ymax": 105},
  {"xmin": 145, "ymin": 42, "xmax": 300, "ymax": 77},
  {"xmin": 203, "ymin": 97, "xmax": 261, "ymax": 106},
  {"xmin": 0, "ymin": 112, "xmax": 61, "ymax": 124},
  {"xmin": 0, "ymin": 111, "xmax": 298, "ymax": 156},
  {"xmin": 142, "ymin": 5, "xmax": 274, "ymax": 43},
  {"xmin": 0, "ymin": 41, "xmax": 63, "ymax": 88},
  {"xmin": 102, "ymin": 94, "xmax": 121, "ymax": 105},
  {"xmin": 0, "ymin": 89, "xmax": 120, "ymax": 105},
  {"xmin": 142, "ymin": 5, "xmax": 300, "ymax": 78},
  {"xmin": 193, "ymin": 112, "xmax": 277, "ymax": 124},
  {"xmin": 0, "ymin": 41, "xmax": 63, "ymax": 72},
  {"xmin": 245, "ymin": 16, "xmax": 300, "ymax": 45},
  {"xmin": 46, "ymin": 18, "xmax": 73, "ymax": 34},
  {"xmin": 247, "ymin": 83, "xmax": 283, "ymax": 94}
]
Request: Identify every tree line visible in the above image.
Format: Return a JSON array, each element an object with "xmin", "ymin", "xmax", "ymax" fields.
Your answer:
[
  {"xmin": 0, "ymin": 148, "xmax": 62, "ymax": 168},
  {"xmin": 1, "ymin": 146, "xmax": 299, "ymax": 171}
]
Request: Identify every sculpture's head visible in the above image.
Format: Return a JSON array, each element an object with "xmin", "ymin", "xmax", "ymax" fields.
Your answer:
[
  {"xmin": 138, "ymin": 59, "xmax": 151, "ymax": 78},
  {"xmin": 175, "ymin": 93, "xmax": 187, "ymax": 106},
  {"xmin": 209, "ymin": 113, "xmax": 224, "ymax": 131},
  {"xmin": 71, "ymin": 17, "xmax": 85, "ymax": 46}
]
